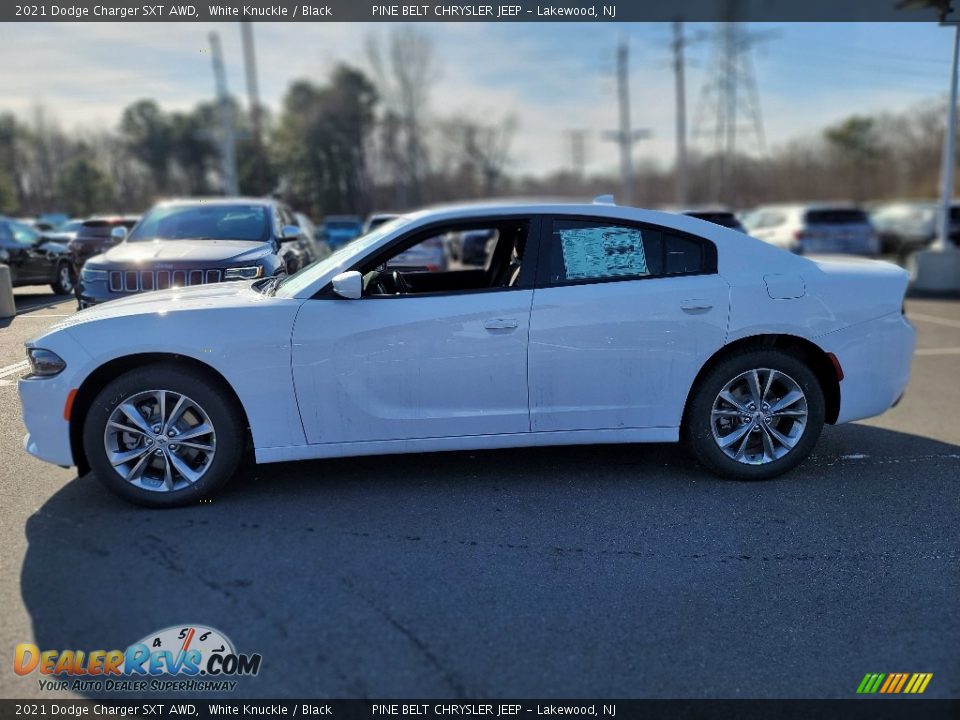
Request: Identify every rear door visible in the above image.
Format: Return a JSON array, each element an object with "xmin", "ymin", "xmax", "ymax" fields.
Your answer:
[{"xmin": 528, "ymin": 216, "xmax": 730, "ymax": 432}]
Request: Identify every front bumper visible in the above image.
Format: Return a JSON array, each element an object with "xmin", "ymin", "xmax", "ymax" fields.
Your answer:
[{"xmin": 19, "ymin": 372, "xmax": 77, "ymax": 467}]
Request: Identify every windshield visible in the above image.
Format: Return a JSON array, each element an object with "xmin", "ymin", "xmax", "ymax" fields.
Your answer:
[
  {"xmin": 127, "ymin": 203, "xmax": 271, "ymax": 242},
  {"xmin": 275, "ymin": 216, "xmax": 410, "ymax": 297}
]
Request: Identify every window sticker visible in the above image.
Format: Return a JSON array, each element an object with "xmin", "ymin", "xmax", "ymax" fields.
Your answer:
[{"xmin": 559, "ymin": 225, "xmax": 648, "ymax": 280}]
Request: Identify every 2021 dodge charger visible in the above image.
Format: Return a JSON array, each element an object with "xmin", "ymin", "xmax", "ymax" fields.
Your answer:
[{"xmin": 19, "ymin": 201, "xmax": 915, "ymax": 507}]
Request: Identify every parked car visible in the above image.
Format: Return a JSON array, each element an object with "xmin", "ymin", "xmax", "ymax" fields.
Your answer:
[
  {"xmin": 742, "ymin": 203, "xmax": 879, "ymax": 255},
  {"xmin": 386, "ymin": 233, "xmax": 448, "ymax": 272},
  {"xmin": 67, "ymin": 215, "xmax": 141, "ymax": 272},
  {"xmin": 294, "ymin": 212, "xmax": 331, "ymax": 262},
  {"xmin": 681, "ymin": 207, "xmax": 747, "ymax": 233},
  {"xmin": 869, "ymin": 201, "xmax": 960, "ymax": 255},
  {"xmin": 43, "ymin": 218, "xmax": 87, "ymax": 245},
  {"xmin": 75, "ymin": 198, "xmax": 306, "ymax": 308},
  {"xmin": 363, "ymin": 212, "xmax": 399, "ymax": 234},
  {"xmin": 19, "ymin": 200, "xmax": 914, "ymax": 506},
  {"xmin": 321, "ymin": 215, "xmax": 363, "ymax": 249},
  {"xmin": 0, "ymin": 215, "xmax": 75, "ymax": 294},
  {"xmin": 450, "ymin": 228, "xmax": 498, "ymax": 266}
]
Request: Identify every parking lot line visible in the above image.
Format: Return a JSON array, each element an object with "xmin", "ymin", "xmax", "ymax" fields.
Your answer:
[
  {"xmin": 915, "ymin": 346, "xmax": 960, "ymax": 356},
  {"xmin": 909, "ymin": 312, "xmax": 960, "ymax": 330},
  {"xmin": 0, "ymin": 360, "xmax": 29, "ymax": 378}
]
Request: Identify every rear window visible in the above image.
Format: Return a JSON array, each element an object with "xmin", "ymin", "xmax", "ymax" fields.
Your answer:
[{"xmin": 804, "ymin": 209, "xmax": 868, "ymax": 225}]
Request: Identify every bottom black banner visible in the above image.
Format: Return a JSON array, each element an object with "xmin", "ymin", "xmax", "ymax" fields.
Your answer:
[{"xmin": 3, "ymin": 699, "xmax": 959, "ymax": 720}]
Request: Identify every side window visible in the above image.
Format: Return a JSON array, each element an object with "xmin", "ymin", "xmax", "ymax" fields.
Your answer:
[
  {"xmin": 547, "ymin": 220, "xmax": 661, "ymax": 284},
  {"xmin": 361, "ymin": 219, "xmax": 531, "ymax": 297},
  {"xmin": 663, "ymin": 233, "xmax": 705, "ymax": 275},
  {"xmin": 10, "ymin": 222, "xmax": 39, "ymax": 246},
  {"xmin": 546, "ymin": 219, "xmax": 715, "ymax": 285}
]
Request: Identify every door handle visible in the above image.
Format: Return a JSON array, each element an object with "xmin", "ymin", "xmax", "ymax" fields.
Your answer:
[
  {"xmin": 680, "ymin": 299, "xmax": 713, "ymax": 312},
  {"xmin": 484, "ymin": 318, "xmax": 519, "ymax": 330}
]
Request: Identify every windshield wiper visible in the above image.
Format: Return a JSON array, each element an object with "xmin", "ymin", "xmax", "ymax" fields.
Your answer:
[{"xmin": 256, "ymin": 275, "xmax": 283, "ymax": 296}]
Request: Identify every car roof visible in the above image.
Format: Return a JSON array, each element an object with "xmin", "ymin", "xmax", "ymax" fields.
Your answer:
[{"xmin": 153, "ymin": 197, "xmax": 276, "ymax": 208}]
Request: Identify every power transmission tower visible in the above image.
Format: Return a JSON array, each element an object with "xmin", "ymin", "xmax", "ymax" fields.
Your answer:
[
  {"xmin": 209, "ymin": 31, "xmax": 239, "ymax": 196},
  {"xmin": 241, "ymin": 21, "xmax": 266, "ymax": 195},
  {"xmin": 567, "ymin": 129, "xmax": 587, "ymax": 179},
  {"xmin": 603, "ymin": 38, "xmax": 651, "ymax": 206},
  {"xmin": 693, "ymin": 1, "xmax": 772, "ymax": 206}
]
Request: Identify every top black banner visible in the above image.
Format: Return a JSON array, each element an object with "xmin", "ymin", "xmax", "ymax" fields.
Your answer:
[{"xmin": 1, "ymin": 0, "xmax": 954, "ymax": 23}]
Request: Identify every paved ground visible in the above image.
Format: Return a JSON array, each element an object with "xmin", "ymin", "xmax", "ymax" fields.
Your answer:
[{"xmin": 0, "ymin": 285, "xmax": 957, "ymax": 700}]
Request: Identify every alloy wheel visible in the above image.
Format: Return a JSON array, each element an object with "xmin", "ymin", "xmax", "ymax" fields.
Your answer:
[
  {"xmin": 710, "ymin": 368, "xmax": 808, "ymax": 465},
  {"xmin": 103, "ymin": 389, "xmax": 217, "ymax": 492}
]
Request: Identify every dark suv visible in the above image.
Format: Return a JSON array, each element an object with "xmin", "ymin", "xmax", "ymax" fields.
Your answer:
[
  {"xmin": 77, "ymin": 198, "xmax": 313, "ymax": 308},
  {"xmin": 0, "ymin": 216, "xmax": 75, "ymax": 294},
  {"xmin": 67, "ymin": 215, "xmax": 141, "ymax": 271}
]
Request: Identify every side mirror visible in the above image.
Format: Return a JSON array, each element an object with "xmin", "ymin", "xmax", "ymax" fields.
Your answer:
[
  {"xmin": 280, "ymin": 225, "xmax": 301, "ymax": 243},
  {"xmin": 110, "ymin": 226, "xmax": 127, "ymax": 242},
  {"xmin": 331, "ymin": 270, "xmax": 362, "ymax": 300}
]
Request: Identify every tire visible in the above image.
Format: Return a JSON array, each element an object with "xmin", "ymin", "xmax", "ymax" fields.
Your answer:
[
  {"xmin": 683, "ymin": 349, "xmax": 825, "ymax": 480},
  {"xmin": 82, "ymin": 363, "xmax": 244, "ymax": 507},
  {"xmin": 51, "ymin": 261, "xmax": 74, "ymax": 295}
]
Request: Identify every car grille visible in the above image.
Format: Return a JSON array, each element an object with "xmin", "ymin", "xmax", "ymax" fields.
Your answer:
[{"xmin": 108, "ymin": 269, "xmax": 222, "ymax": 293}]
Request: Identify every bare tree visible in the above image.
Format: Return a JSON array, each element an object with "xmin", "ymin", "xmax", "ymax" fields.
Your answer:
[
  {"xmin": 439, "ymin": 114, "xmax": 518, "ymax": 198},
  {"xmin": 366, "ymin": 26, "xmax": 439, "ymax": 207}
]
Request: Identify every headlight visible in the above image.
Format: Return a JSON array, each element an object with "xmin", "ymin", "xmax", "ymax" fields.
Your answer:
[
  {"xmin": 223, "ymin": 266, "xmax": 264, "ymax": 280},
  {"xmin": 81, "ymin": 268, "xmax": 108, "ymax": 282},
  {"xmin": 26, "ymin": 348, "xmax": 66, "ymax": 377}
]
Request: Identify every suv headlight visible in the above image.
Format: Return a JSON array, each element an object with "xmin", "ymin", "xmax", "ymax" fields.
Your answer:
[
  {"xmin": 26, "ymin": 348, "xmax": 66, "ymax": 377},
  {"xmin": 81, "ymin": 268, "xmax": 108, "ymax": 282},
  {"xmin": 224, "ymin": 266, "xmax": 264, "ymax": 280}
]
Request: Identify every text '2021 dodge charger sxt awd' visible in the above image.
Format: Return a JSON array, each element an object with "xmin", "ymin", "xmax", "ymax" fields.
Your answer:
[{"xmin": 19, "ymin": 201, "xmax": 915, "ymax": 506}]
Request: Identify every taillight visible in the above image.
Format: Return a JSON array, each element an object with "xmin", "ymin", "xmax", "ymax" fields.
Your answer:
[{"xmin": 793, "ymin": 229, "xmax": 805, "ymax": 241}]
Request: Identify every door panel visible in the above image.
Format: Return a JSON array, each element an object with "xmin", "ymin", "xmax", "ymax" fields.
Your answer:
[
  {"xmin": 292, "ymin": 291, "xmax": 533, "ymax": 445},
  {"xmin": 529, "ymin": 274, "xmax": 729, "ymax": 432}
]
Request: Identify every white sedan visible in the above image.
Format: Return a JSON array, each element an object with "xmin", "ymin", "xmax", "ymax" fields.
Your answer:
[{"xmin": 19, "ymin": 201, "xmax": 915, "ymax": 507}]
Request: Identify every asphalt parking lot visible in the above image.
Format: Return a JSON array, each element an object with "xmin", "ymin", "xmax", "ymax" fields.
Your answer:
[{"xmin": 0, "ymin": 286, "xmax": 958, "ymax": 700}]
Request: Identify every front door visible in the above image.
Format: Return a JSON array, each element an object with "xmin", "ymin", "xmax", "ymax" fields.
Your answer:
[{"xmin": 291, "ymin": 218, "xmax": 535, "ymax": 445}]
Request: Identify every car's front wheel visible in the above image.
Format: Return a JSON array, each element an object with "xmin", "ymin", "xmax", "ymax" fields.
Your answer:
[
  {"xmin": 51, "ymin": 261, "xmax": 74, "ymax": 295},
  {"xmin": 683, "ymin": 349, "xmax": 825, "ymax": 480},
  {"xmin": 82, "ymin": 364, "xmax": 244, "ymax": 507}
]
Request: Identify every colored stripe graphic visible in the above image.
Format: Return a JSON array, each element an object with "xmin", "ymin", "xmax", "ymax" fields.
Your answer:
[{"xmin": 857, "ymin": 672, "xmax": 933, "ymax": 694}]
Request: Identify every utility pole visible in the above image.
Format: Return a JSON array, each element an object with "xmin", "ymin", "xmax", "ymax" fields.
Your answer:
[
  {"xmin": 240, "ymin": 21, "xmax": 266, "ymax": 195},
  {"xmin": 209, "ymin": 31, "xmax": 239, "ymax": 196},
  {"xmin": 672, "ymin": 20, "xmax": 691, "ymax": 206},
  {"xmin": 603, "ymin": 38, "xmax": 651, "ymax": 206}
]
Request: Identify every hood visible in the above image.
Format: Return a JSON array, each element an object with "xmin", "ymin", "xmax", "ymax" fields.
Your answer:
[
  {"xmin": 43, "ymin": 281, "xmax": 270, "ymax": 334},
  {"xmin": 95, "ymin": 238, "xmax": 271, "ymax": 265}
]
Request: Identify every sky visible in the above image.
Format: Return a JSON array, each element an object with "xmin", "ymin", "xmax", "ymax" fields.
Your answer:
[{"xmin": 0, "ymin": 21, "xmax": 955, "ymax": 177}]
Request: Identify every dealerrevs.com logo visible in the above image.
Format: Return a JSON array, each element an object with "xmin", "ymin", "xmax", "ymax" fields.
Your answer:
[{"xmin": 14, "ymin": 624, "xmax": 262, "ymax": 693}]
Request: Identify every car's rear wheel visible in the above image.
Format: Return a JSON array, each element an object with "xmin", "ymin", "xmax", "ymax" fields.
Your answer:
[
  {"xmin": 51, "ymin": 261, "xmax": 74, "ymax": 295},
  {"xmin": 683, "ymin": 349, "xmax": 825, "ymax": 480},
  {"xmin": 82, "ymin": 364, "xmax": 244, "ymax": 507}
]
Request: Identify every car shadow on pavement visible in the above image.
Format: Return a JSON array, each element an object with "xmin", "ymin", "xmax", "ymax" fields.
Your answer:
[{"xmin": 18, "ymin": 423, "xmax": 960, "ymax": 699}]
